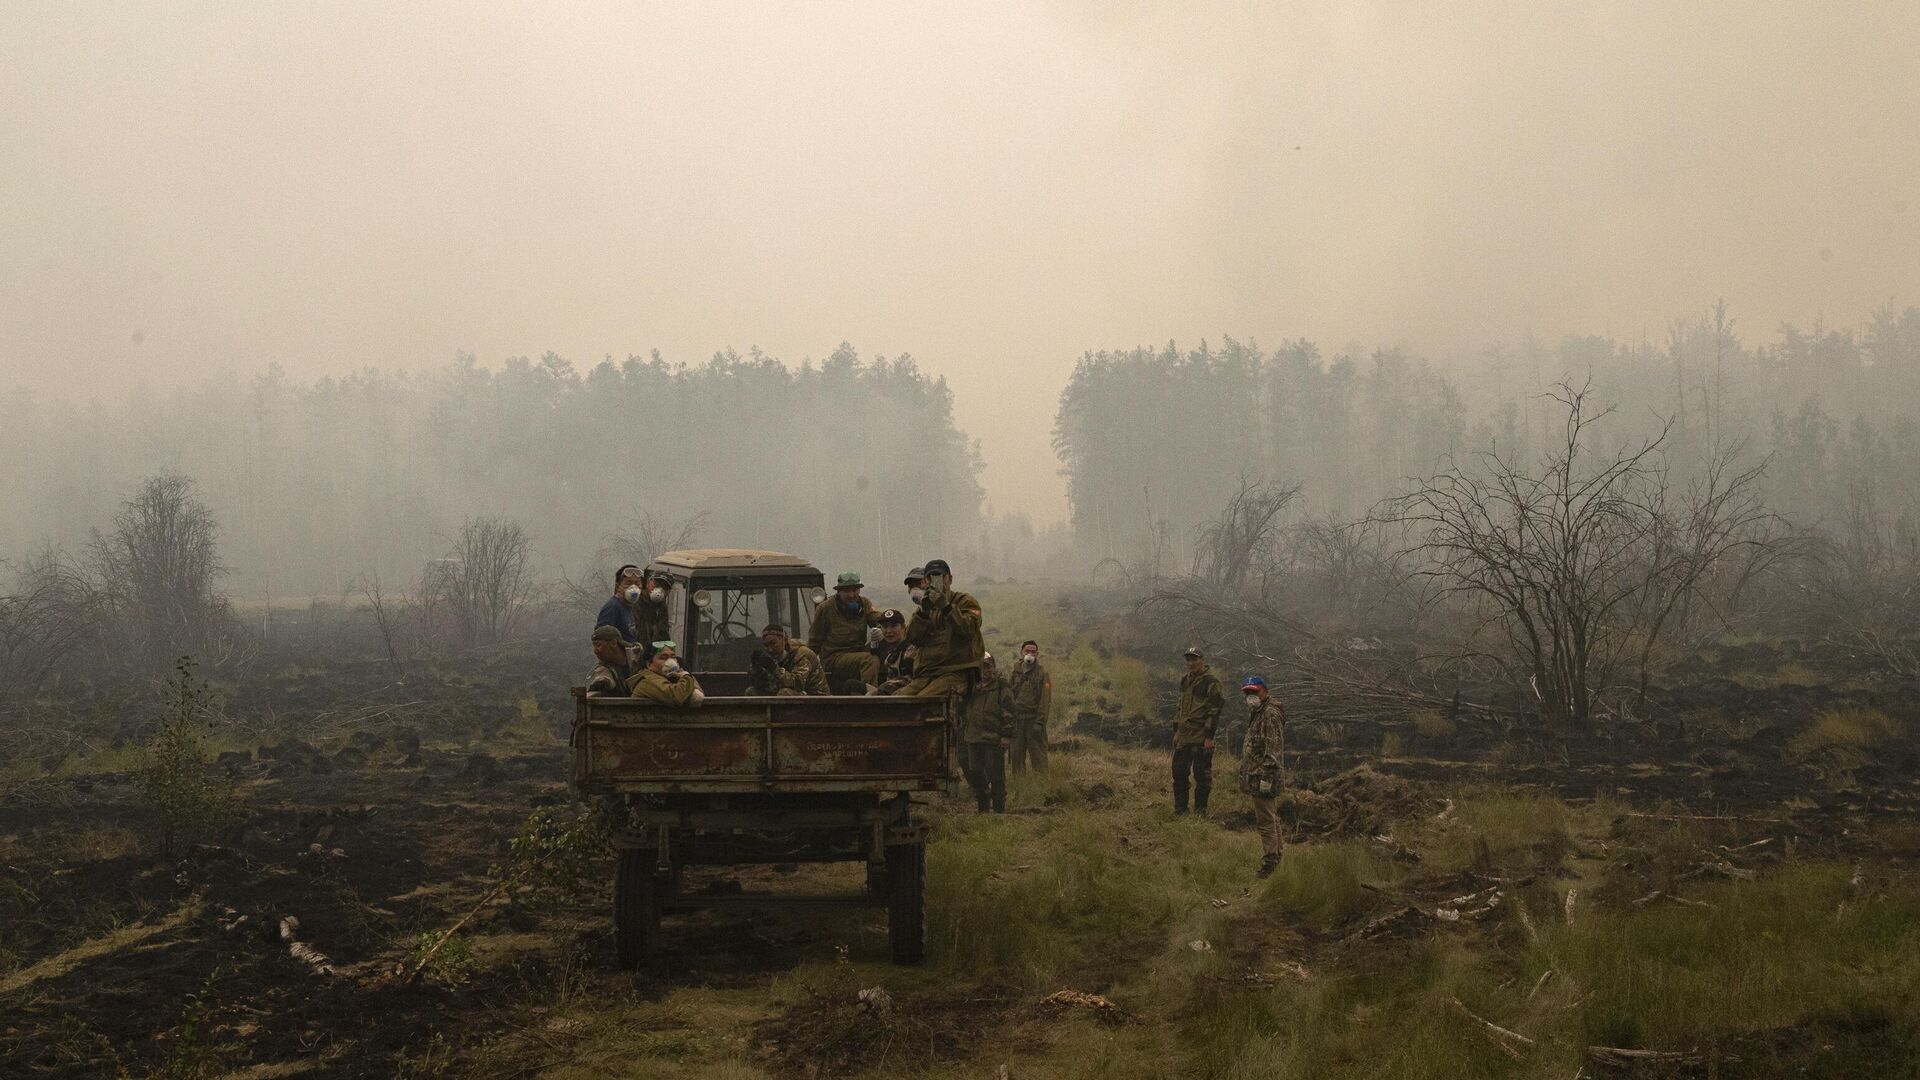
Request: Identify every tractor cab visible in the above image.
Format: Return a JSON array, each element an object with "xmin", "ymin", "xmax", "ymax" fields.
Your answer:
[{"xmin": 643, "ymin": 549, "xmax": 825, "ymax": 694}]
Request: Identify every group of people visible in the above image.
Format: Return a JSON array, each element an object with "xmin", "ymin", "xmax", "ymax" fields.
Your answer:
[
  {"xmin": 584, "ymin": 560, "xmax": 1056, "ymax": 817},
  {"xmin": 1171, "ymin": 645, "xmax": 1289, "ymax": 877},
  {"xmin": 583, "ymin": 560, "xmax": 1285, "ymax": 877}
]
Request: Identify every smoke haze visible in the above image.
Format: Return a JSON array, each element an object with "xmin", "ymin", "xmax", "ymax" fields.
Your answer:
[{"xmin": 4, "ymin": 2, "xmax": 1918, "ymax": 523}]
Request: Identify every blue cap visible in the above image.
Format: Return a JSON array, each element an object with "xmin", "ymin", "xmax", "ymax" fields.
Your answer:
[{"xmin": 1241, "ymin": 675, "xmax": 1267, "ymax": 690}]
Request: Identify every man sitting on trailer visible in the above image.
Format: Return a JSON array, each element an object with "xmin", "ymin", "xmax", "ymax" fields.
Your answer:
[
  {"xmin": 630, "ymin": 641, "xmax": 706, "ymax": 706},
  {"xmin": 585, "ymin": 624, "xmax": 636, "ymax": 697},
  {"xmin": 748, "ymin": 623, "xmax": 830, "ymax": 695}
]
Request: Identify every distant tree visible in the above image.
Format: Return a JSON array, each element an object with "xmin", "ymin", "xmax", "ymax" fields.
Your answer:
[
  {"xmin": 0, "ymin": 546, "xmax": 104, "ymax": 698},
  {"xmin": 430, "ymin": 517, "xmax": 535, "ymax": 646},
  {"xmin": 89, "ymin": 474, "xmax": 234, "ymax": 670},
  {"xmin": 1385, "ymin": 380, "xmax": 1777, "ymax": 728}
]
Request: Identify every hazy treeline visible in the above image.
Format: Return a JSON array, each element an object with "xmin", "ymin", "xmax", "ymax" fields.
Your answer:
[
  {"xmin": 0, "ymin": 344, "xmax": 984, "ymax": 602},
  {"xmin": 1054, "ymin": 303, "xmax": 1920, "ymax": 568}
]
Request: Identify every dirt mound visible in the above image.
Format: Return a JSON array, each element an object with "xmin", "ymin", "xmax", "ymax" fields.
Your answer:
[
  {"xmin": 1290, "ymin": 766, "xmax": 1437, "ymax": 837},
  {"xmin": 753, "ymin": 981, "xmax": 1013, "ymax": 1077}
]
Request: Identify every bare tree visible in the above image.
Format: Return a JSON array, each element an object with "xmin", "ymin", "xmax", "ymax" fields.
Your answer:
[
  {"xmin": 429, "ymin": 517, "xmax": 536, "ymax": 647},
  {"xmin": 89, "ymin": 474, "xmax": 234, "ymax": 670},
  {"xmin": 1191, "ymin": 477, "xmax": 1300, "ymax": 594},
  {"xmin": 0, "ymin": 547, "xmax": 105, "ymax": 698},
  {"xmin": 356, "ymin": 570, "xmax": 410, "ymax": 677},
  {"xmin": 562, "ymin": 511, "xmax": 710, "ymax": 609},
  {"xmin": 1383, "ymin": 380, "xmax": 1777, "ymax": 728}
]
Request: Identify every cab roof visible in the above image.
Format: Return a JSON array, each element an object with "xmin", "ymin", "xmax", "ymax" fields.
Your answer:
[{"xmin": 649, "ymin": 549, "xmax": 816, "ymax": 572}]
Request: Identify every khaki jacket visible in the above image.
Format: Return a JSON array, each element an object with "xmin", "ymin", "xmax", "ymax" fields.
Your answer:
[
  {"xmin": 753, "ymin": 643, "xmax": 830, "ymax": 696},
  {"xmin": 1172, "ymin": 667, "xmax": 1223, "ymax": 747},
  {"xmin": 961, "ymin": 678, "xmax": 1013, "ymax": 744},
  {"xmin": 1006, "ymin": 661, "xmax": 1051, "ymax": 725},
  {"xmin": 808, "ymin": 596, "xmax": 879, "ymax": 658},
  {"xmin": 905, "ymin": 589, "xmax": 984, "ymax": 677},
  {"xmin": 631, "ymin": 669, "xmax": 704, "ymax": 707}
]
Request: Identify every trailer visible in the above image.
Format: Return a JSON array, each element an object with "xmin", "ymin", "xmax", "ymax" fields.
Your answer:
[{"xmin": 572, "ymin": 549, "xmax": 958, "ymax": 966}]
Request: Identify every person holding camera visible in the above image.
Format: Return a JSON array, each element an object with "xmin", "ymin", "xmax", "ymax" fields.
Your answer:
[
  {"xmin": 748, "ymin": 624, "xmax": 830, "ymax": 696},
  {"xmin": 898, "ymin": 558, "xmax": 984, "ymax": 700},
  {"xmin": 1238, "ymin": 675, "xmax": 1285, "ymax": 878}
]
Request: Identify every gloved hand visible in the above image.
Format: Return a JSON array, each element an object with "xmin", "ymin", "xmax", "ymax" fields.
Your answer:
[{"xmin": 750, "ymin": 651, "xmax": 774, "ymax": 672}]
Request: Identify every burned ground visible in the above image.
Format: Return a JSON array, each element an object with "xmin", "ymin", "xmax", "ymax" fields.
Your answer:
[{"xmin": 2, "ymin": 622, "xmax": 1918, "ymax": 1078}]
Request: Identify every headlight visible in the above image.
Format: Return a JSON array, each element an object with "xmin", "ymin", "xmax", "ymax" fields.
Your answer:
[
  {"xmin": 811, "ymin": 592, "xmax": 826, "ymax": 606},
  {"xmin": 692, "ymin": 590, "xmax": 711, "ymax": 609}
]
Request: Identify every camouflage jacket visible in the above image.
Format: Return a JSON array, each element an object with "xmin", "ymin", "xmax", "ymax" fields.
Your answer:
[
  {"xmin": 905, "ymin": 589, "xmax": 984, "ymax": 677},
  {"xmin": 585, "ymin": 661, "xmax": 634, "ymax": 697},
  {"xmin": 630, "ymin": 596, "xmax": 671, "ymax": 648},
  {"xmin": 752, "ymin": 643, "xmax": 830, "ymax": 696},
  {"xmin": 1241, "ymin": 699, "xmax": 1284, "ymax": 778},
  {"xmin": 873, "ymin": 640, "xmax": 914, "ymax": 685},
  {"xmin": 630, "ymin": 669, "xmax": 703, "ymax": 707},
  {"xmin": 1006, "ymin": 662, "xmax": 1051, "ymax": 725},
  {"xmin": 809, "ymin": 596, "xmax": 879, "ymax": 658},
  {"xmin": 960, "ymin": 678, "xmax": 1013, "ymax": 744},
  {"xmin": 1172, "ymin": 667, "xmax": 1223, "ymax": 747}
]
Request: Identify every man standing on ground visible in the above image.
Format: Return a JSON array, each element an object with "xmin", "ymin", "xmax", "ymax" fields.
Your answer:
[
  {"xmin": 1171, "ymin": 646, "xmax": 1222, "ymax": 815},
  {"xmin": 898, "ymin": 559, "xmax": 983, "ymax": 699},
  {"xmin": 959, "ymin": 653, "xmax": 1011, "ymax": 812},
  {"xmin": 1007, "ymin": 640, "xmax": 1052, "ymax": 774},
  {"xmin": 809, "ymin": 571, "xmax": 883, "ymax": 692},
  {"xmin": 748, "ymin": 624, "xmax": 830, "ymax": 696},
  {"xmin": 1238, "ymin": 675, "xmax": 1286, "ymax": 877}
]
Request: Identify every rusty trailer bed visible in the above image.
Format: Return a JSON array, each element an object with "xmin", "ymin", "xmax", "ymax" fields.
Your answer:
[{"xmin": 571, "ymin": 691, "xmax": 957, "ymax": 795}]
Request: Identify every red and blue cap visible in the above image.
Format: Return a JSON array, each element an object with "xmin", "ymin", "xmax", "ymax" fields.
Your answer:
[{"xmin": 1241, "ymin": 675, "xmax": 1267, "ymax": 691}]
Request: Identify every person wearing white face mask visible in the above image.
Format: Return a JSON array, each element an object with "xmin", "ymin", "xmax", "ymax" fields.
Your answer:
[
  {"xmin": 630, "ymin": 571, "xmax": 672, "ymax": 648},
  {"xmin": 596, "ymin": 565, "xmax": 645, "ymax": 646},
  {"xmin": 1007, "ymin": 640, "xmax": 1053, "ymax": 774},
  {"xmin": 1237, "ymin": 675, "xmax": 1285, "ymax": 878},
  {"xmin": 630, "ymin": 641, "xmax": 705, "ymax": 707}
]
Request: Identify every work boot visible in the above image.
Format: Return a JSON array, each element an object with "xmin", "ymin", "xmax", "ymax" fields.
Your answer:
[{"xmin": 1257, "ymin": 855, "xmax": 1281, "ymax": 878}]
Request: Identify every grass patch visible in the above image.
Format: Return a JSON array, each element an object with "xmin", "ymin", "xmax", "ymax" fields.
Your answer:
[
  {"xmin": 1541, "ymin": 862, "xmax": 1920, "ymax": 1056},
  {"xmin": 1790, "ymin": 706, "xmax": 1903, "ymax": 758},
  {"xmin": 1260, "ymin": 842, "xmax": 1386, "ymax": 930},
  {"xmin": 1426, "ymin": 791, "xmax": 1576, "ymax": 873}
]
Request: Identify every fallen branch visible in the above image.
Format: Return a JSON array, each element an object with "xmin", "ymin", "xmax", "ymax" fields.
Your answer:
[
  {"xmin": 1586, "ymin": 1045, "xmax": 1700, "ymax": 1065},
  {"xmin": 278, "ymin": 916, "xmax": 334, "ymax": 977},
  {"xmin": 402, "ymin": 878, "xmax": 510, "ymax": 985},
  {"xmin": 1448, "ymin": 996, "xmax": 1534, "ymax": 1060}
]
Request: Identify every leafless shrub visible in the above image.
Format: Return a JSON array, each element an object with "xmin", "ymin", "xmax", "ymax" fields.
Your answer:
[
  {"xmin": 0, "ymin": 547, "xmax": 105, "ymax": 699},
  {"xmin": 1381, "ymin": 379, "xmax": 1781, "ymax": 727},
  {"xmin": 561, "ymin": 510, "xmax": 709, "ymax": 609},
  {"xmin": 425, "ymin": 517, "xmax": 536, "ymax": 647},
  {"xmin": 88, "ymin": 474, "xmax": 236, "ymax": 671},
  {"xmin": 1799, "ymin": 480, "xmax": 1920, "ymax": 674}
]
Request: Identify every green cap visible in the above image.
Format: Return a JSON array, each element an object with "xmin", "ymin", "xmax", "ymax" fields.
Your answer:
[
  {"xmin": 836, "ymin": 571, "xmax": 863, "ymax": 588},
  {"xmin": 592, "ymin": 624, "xmax": 623, "ymax": 642}
]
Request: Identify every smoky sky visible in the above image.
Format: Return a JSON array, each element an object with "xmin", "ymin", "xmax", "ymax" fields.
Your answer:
[{"xmin": 4, "ymin": 2, "xmax": 1917, "ymax": 522}]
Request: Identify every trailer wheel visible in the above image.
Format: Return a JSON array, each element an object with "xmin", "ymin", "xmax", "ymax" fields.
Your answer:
[
  {"xmin": 885, "ymin": 841, "xmax": 926, "ymax": 964},
  {"xmin": 614, "ymin": 848, "xmax": 661, "ymax": 968}
]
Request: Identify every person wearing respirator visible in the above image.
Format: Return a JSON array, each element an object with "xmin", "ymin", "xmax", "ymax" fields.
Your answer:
[
  {"xmin": 1006, "ymin": 640, "xmax": 1053, "ymax": 774},
  {"xmin": 898, "ymin": 559, "xmax": 985, "ymax": 701},
  {"xmin": 629, "ymin": 641, "xmax": 705, "ymax": 707},
  {"xmin": 1237, "ymin": 676, "xmax": 1286, "ymax": 878},
  {"xmin": 596, "ymin": 565, "xmax": 644, "ymax": 646},
  {"xmin": 629, "ymin": 572, "xmax": 672, "ymax": 650}
]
